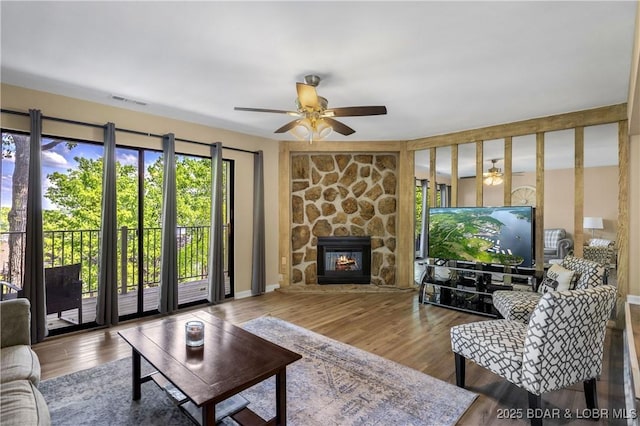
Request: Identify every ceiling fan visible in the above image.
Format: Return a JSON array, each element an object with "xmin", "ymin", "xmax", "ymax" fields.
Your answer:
[
  {"xmin": 234, "ymin": 74, "xmax": 387, "ymax": 143},
  {"xmin": 483, "ymin": 159, "xmax": 504, "ymax": 185}
]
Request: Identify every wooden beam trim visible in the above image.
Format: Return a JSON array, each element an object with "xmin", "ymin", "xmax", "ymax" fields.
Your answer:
[
  {"xmin": 535, "ymin": 133, "xmax": 545, "ymax": 272},
  {"xmin": 278, "ymin": 143, "xmax": 291, "ymax": 287},
  {"xmin": 281, "ymin": 140, "xmax": 405, "ymax": 152},
  {"xmin": 429, "ymin": 148, "xmax": 437, "ymax": 207},
  {"xmin": 617, "ymin": 120, "xmax": 630, "ymax": 327},
  {"xmin": 408, "ymin": 103, "xmax": 627, "ymax": 150},
  {"xmin": 397, "ymin": 145, "xmax": 414, "ymax": 288},
  {"xmin": 574, "ymin": 127, "xmax": 584, "ymax": 257},
  {"xmin": 451, "ymin": 144, "xmax": 458, "ymax": 207},
  {"xmin": 476, "ymin": 141, "xmax": 483, "ymax": 207},
  {"xmin": 504, "ymin": 137, "xmax": 513, "ymax": 205}
]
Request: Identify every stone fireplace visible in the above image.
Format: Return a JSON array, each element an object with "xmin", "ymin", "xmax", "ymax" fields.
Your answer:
[
  {"xmin": 317, "ymin": 236, "xmax": 372, "ymax": 284},
  {"xmin": 290, "ymin": 153, "xmax": 397, "ymax": 286}
]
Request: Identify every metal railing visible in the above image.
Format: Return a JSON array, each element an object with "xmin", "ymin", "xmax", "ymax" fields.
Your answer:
[{"xmin": 0, "ymin": 225, "xmax": 228, "ymax": 298}]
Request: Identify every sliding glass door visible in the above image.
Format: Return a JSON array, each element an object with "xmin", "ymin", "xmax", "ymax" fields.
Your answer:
[
  {"xmin": 119, "ymin": 150, "xmax": 234, "ymax": 316},
  {"xmin": 1, "ymin": 131, "xmax": 234, "ymax": 332},
  {"xmin": 2, "ymin": 132, "xmax": 105, "ymax": 331}
]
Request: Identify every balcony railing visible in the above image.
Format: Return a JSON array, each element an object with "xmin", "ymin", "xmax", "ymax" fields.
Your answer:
[{"xmin": 0, "ymin": 225, "xmax": 229, "ymax": 298}]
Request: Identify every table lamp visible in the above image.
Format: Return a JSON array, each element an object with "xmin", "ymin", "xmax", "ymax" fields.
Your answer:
[{"xmin": 583, "ymin": 217, "xmax": 604, "ymax": 239}]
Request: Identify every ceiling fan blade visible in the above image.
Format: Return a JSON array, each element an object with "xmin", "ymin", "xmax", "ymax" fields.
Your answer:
[
  {"xmin": 274, "ymin": 119, "xmax": 303, "ymax": 133},
  {"xmin": 234, "ymin": 107, "xmax": 299, "ymax": 115},
  {"xmin": 324, "ymin": 106, "xmax": 387, "ymax": 117},
  {"xmin": 324, "ymin": 118, "xmax": 355, "ymax": 136},
  {"xmin": 296, "ymin": 83, "xmax": 319, "ymax": 110}
]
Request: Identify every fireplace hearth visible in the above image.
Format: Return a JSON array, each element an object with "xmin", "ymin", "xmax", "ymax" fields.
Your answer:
[{"xmin": 317, "ymin": 236, "xmax": 372, "ymax": 284}]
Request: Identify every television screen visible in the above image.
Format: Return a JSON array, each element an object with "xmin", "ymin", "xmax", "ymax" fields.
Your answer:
[{"xmin": 428, "ymin": 206, "xmax": 534, "ymax": 267}]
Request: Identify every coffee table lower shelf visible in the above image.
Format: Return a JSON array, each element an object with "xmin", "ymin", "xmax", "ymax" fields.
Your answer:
[{"xmin": 149, "ymin": 372, "xmax": 270, "ymax": 425}]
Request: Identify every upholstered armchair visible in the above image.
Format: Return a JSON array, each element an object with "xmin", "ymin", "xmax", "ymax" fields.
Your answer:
[
  {"xmin": 492, "ymin": 256, "xmax": 605, "ymax": 323},
  {"xmin": 451, "ymin": 285, "xmax": 616, "ymax": 426},
  {"xmin": 543, "ymin": 228, "xmax": 573, "ymax": 262}
]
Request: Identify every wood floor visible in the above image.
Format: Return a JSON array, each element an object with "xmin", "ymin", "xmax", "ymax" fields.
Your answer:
[{"xmin": 33, "ymin": 290, "xmax": 626, "ymax": 425}]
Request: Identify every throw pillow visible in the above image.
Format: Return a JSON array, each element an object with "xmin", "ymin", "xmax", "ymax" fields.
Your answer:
[
  {"xmin": 589, "ymin": 238, "xmax": 612, "ymax": 247},
  {"xmin": 538, "ymin": 264, "xmax": 575, "ymax": 294}
]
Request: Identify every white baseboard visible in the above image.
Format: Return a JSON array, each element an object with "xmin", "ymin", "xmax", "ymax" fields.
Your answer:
[
  {"xmin": 628, "ymin": 295, "xmax": 640, "ymax": 305},
  {"xmin": 234, "ymin": 283, "xmax": 280, "ymax": 300}
]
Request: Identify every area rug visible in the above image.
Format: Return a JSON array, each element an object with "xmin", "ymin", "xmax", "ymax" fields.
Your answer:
[{"xmin": 39, "ymin": 316, "xmax": 476, "ymax": 425}]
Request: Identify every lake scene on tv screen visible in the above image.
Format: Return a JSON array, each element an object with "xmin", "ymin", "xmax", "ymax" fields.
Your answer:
[{"xmin": 428, "ymin": 206, "xmax": 533, "ymax": 267}]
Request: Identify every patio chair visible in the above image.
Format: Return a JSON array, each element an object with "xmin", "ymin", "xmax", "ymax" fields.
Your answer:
[
  {"xmin": 1, "ymin": 264, "xmax": 83, "ymax": 324},
  {"xmin": 45, "ymin": 263, "xmax": 83, "ymax": 324}
]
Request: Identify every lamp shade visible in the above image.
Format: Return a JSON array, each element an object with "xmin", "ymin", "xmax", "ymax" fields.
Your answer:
[
  {"xmin": 290, "ymin": 118, "xmax": 332, "ymax": 143},
  {"xmin": 583, "ymin": 217, "xmax": 604, "ymax": 230}
]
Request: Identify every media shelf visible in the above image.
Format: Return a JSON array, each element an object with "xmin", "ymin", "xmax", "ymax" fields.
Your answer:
[{"xmin": 417, "ymin": 261, "xmax": 538, "ymax": 318}]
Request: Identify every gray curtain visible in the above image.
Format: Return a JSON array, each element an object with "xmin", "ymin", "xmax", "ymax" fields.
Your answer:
[
  {"xmin": 207, "ymin": 142, "xmax": 225, "ymax": 303},
  {"xmin": 24, "ymin": 109, "xmax": 47, "ymax": 342},
  {"xmin": 419, "ymin": 179, "xmax": 429, "ymax": 259},
  {"xmin": 438, "ymin": 183, "xmax": 451, "ymax": 207},
  {"xmin": 251, "ymin": 151, "xmax": 265, "ymax": 296},
  {"xmin": 96, "ymin": 123, "xmax": 118, "ymax": 325},
  {"xmin": 158, "ymin": 134, "xmax": 178, "ymax": 314}
]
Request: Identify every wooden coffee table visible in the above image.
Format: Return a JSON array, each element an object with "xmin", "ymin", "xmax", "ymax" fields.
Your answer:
[{"xmin": 118, "ymin": 311, "xmax": 301, "ymax": 425}]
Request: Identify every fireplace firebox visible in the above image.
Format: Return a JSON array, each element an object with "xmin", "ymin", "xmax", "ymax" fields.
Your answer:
[{"xmin": 317, "ymin": 236, "xmax": 371, "ymax": 284}]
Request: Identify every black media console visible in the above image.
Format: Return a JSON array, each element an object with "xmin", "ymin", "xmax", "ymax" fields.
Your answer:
[{"xmin": 417, "ymin": 260, "xmax": 540, "ymax": 317}]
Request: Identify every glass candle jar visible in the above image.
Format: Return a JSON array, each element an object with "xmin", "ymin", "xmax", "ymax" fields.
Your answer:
[{"xmin": 185, "ymin": 320, "xmax": 205, "ymax": 347}]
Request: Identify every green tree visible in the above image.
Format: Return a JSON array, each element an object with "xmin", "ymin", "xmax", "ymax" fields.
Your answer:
[
  {"xmin": 45, "ymin": 154, "xmax": 214, "ymax": 290},
  {"xmin": 2, "ymin": 133, "xmax": 71, "ymax": 285},
  {"xmin": 144, "ymin": 155, "xmax": 212, "ymax": 227}
]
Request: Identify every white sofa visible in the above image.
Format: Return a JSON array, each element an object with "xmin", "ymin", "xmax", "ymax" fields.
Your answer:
[{"xmin": 0, "ymin": 299, "xmax": 51, "ymax": 425}]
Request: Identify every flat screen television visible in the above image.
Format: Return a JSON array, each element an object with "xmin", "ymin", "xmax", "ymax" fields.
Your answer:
[{"xmin": 428, "ymin": 206, "xmax": 534, "ymax": 267}]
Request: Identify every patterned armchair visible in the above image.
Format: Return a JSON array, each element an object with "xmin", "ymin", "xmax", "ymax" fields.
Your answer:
[
  {"xmin": 451, "ymin": 285, "xmax": 616, "ymax": 426},
  {"xmin": 583, "ymin": 244, "xmax": 616, "ymax": 284},
  {"xmin": 492, "ymin": 256, "xmax": 605, "ymax": 323}
]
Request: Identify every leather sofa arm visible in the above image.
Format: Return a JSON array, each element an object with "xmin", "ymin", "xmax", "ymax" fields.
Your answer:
[{"xmin": 1, "ymin": 298, "xmax": 32, "ymax": 348}]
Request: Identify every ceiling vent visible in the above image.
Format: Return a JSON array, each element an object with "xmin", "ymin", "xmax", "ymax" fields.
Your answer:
[{"xmin": 111, "ymin": 95, "xmax": 147, "ymax": 106}]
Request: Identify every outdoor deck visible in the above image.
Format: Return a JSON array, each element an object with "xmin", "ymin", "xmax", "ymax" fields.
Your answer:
[{"xmin": 47, "ymin": 279, "xmax": 225, "ymax": 330}]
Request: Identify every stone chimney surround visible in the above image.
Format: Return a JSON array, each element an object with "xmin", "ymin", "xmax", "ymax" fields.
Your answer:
[{"xmin": 290, "ymin": 153, "xmax": 398, "ymax": 286}]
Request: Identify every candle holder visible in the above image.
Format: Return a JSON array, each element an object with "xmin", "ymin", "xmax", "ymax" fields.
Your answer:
[{"xmin": 185, "ymin": 320, "xmax": 204, "ymax": 347}]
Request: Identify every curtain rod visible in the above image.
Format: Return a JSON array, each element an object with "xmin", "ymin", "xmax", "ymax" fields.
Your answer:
[{"xmin": 1, "ymin": 108, "xmax": 259, "ymax": 155}]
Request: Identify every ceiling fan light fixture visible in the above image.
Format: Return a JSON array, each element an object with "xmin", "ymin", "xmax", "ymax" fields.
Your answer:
[
  {"xmin": 483, "ymin": 174, "xmax": 504, "ymax": 186},
  {"xmin": 316, "ymin": 120, "xmax": 333, "ymax": 139},
  {"xmin": 290, "ymin": 120, "xmax": 312, "ymax": 141},
  {"xmin": 234, "ymin": 73, "xmax": 386, "ymax": 140},
  {"xmin": 290, "ymin": 118, "xmax": 333, "ymax": 144},
  {"xmin": 483, "ymin": 159, "xmax": 504, "ymax": 186}
]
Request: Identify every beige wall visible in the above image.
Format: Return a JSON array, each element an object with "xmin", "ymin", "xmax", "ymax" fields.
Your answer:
[
  {"xmin": 456, "ymin": 166, "xmax": 618, "ymax": 242},
  {"xmin": 0, "ymin": 84, "xmax": 281, "ymax": 295}
]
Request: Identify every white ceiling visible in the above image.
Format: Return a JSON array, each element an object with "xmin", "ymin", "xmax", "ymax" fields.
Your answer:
[{"xmin": 0, "ymin": 1, "xmax": 636, "ymax": 171}]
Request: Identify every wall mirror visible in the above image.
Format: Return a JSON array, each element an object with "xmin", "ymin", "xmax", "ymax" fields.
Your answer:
[
  {"xmin": 482, "ymin": 138, "xmax": 504, "ymax": 206},
  {"xmin": 435, "ymin": 146, "xmax": 452, "ymax": 207},
  {"xmin": 584, "ymin": 123, "xmax": 618, "ymax": 244},
  {"xmin": 457, "ymin": 142, "xmax": 476, "ymax": 206},
  {"xmin": 543, "ymin": 129, "xmax": 575, "ymax": 239},
  {"xmin": 414, "ymin": 149, "xmax": 430, "ymax": 259},
  {"xmin": 511, "ymin": 134, "xmax": 536, "ymax": 203}
]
